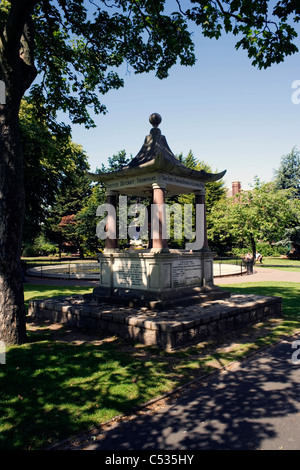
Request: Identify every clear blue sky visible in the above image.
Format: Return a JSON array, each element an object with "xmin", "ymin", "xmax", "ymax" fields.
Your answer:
[{"xmin": 68, "ymin": 26, "xmax": 300, "ymax": 191}]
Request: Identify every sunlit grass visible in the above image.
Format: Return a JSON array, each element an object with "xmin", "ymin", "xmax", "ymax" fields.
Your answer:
[
  {"xmin": 23, "ymin": 284, "xmax": 94, "ymax": 311},
  {"xmin": 259, "ymin": 257, "xmax": 300, "ymax": 268},
  {"xmin": 0, "ymin": 281, "xmax": 299, "ymax": 449}
]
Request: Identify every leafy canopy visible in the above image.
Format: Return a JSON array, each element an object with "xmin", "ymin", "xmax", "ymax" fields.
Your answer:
[
  {"xmin": 0, "ymin": 0, "xmax": 195, "ymax": 130},
  {"xmin": 1, "ymin": 1, "xmax": 300, "ymax": 131},
  {"xmin": 274, "ymin": 146, "xmax": 300, "ymax": 198},
  {"xmin": 208, "ymin": 179, "xmax": 300, "ymax": 255},
  {"xmin": 20, "ymin": 99, "xmax": 91, "ymax": 243},
  {"xmin": 185, "ymin": 0, "xmax": 300, "ymax": 68}
]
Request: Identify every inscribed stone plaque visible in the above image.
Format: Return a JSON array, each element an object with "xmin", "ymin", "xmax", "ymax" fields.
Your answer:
[
  {"xmin": 173, "ymin": 258, "xmax": 202, "ymax": 287},
  {"xmin": 113, "ymin": 259, "xmax": 147, "ymax": 289}
]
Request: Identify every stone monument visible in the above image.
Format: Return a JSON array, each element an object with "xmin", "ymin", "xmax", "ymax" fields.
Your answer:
[
  {"xmin": 86, "ymin": 113, "xmax": 229, "ymax": 308},
  {"xmin": 28, "ymin": 113, "xmax": 282, "ymax": 351}
]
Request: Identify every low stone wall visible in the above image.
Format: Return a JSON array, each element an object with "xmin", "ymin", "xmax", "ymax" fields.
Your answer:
[{"xmin": 28, "ymin": 294, "xmax": 282, "ymax": 351}]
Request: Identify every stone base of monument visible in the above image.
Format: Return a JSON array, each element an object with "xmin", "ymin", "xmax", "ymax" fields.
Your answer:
[
  {"xmin": 28, "ymin": 293, "xmax": 282, "ymax": 351},
  {"xmin": 94, "ymin": 250, "xmax": 221, "ymax": 303},
  {"xmin": 90, "ymin": 285, "xmax": 231, "ymax": 310}
]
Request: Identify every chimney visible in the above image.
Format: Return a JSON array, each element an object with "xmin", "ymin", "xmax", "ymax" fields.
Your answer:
[{"xmin": 232, "ymin": 181, "xmax": 241, "ymax": 198}]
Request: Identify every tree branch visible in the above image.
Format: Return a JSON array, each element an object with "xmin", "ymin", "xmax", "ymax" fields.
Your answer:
[
  {"xmin": 214, "ymin": 0, "xmax": 279, "ymax": 30},
  {"xmin": 2, "ymin": 0, "xmax": 39, "ymax": 52},
  {"xmin": 0, "ymin": 0, "xmax": 38, "ymax": 100}
]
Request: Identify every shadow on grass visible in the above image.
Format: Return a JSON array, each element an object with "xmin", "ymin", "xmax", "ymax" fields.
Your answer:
[
  {"xmin": 2, "ymin": 282, "xmax": 299, "ymax": 450},
  {"xmin": 0, "ymin": 334, "xmax": 174, "ymax": 450},
  {"xmin": 23, "ymin": 284, "xmax": 93, "ymax": 312}
]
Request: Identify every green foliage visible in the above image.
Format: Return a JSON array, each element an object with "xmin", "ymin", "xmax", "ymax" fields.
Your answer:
[
  {"xmin": 185, "ymin": 0, "xmax": 300, "ymax": 69},
  {"xmin": 99, "ymin": 149, "xmax": 132, "ymax": 173},
  {"xmin": 3, "ymin": 1, "xmax": 299, "ymax": 130},
  {"xmin": 274, "ymin": 146, "xmax": 300, "ymax": 198},
  {"xmin": 0, "ymin": 0, "xmax": 10, "ymax": 23},
  {"xmin": 20, "ymin": 100, "xmax": 92, "ymax": 244},
  {"xmin": 166, "ymin": 151, "xmax": 226, "ymax": 248},
  {"xmin": 3, "ymin": 0, "xmax": 300, "ymax": 251},
  {"xmin": 255, "ymin": 242, "xmax": 287, "ymax": 257},
  {"xmin": 22, "ymin": 0, "xmax": 195, "ymax": 129},
  {"xmin": 76, "ymin": 150, "xmax": 136, "ymax": 254},
  {"xmin": 275, "ymin": 226, "xmax": 300, "ymax": 257},
  {"xmin": 44, "ymin": 155, "xmax": 92, "ymax": 257},
  {"xmin": 2, "ymin": 0, "xmax": 298, "ymax": 345},
  {"xmin": 208, "ymin": 180, "xmax": 300, "ymax": 256},
  {"xmin": 76, "ymin": 184, "xmax": 106, "ymax": 254},
  {"xmin": 22, "ymin": 235, "xmax": 58, "ymax": 257}
]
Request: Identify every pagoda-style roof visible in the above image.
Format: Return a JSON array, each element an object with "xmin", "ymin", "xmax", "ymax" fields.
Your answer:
[{"xmin": 87, "ymin": 113, "xmax": 226, "ymax": 190}]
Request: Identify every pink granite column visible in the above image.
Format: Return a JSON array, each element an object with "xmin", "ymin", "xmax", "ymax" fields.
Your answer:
[
  {"xmin": 151, "ymin": 183, "xmax": 168, "ymax": 251},
  {"xmin": 195, "ymin": 191, "xmax": 208, "ymax": 250},
  {"xmin": 104, "ymin": 192, "xmax": 118, "ymax": 251}
]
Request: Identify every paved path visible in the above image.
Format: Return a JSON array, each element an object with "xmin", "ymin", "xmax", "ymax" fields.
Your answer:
[
  {"xmin": 216, "ymin": 266, "xmax": 300, "ymax": 285},
  {"xmin": 25, "ymin": 265, "xmax": 300, "ymax": 287},
  {"xmin": 64, "ymin": 337, "xmax": 300, "ymax": 451}
]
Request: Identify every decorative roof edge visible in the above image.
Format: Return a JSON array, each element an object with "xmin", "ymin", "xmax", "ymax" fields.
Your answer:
[{"xmin": 87, "ymin": 113, "xmax": 226, "ymax": 184}]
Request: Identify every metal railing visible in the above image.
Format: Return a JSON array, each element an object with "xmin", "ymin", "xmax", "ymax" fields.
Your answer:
[
  {"xmin": 213, "ymin": 257, "xmax": 248, "ymax": 277},
  {"xmin": 27, "ymin": 262, "xmax": 100, "ymax": 279}
]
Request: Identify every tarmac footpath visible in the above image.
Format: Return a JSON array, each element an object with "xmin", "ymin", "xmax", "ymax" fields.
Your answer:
[
  {"xmin": 25, "ymin": 265, "xmax": 300, "ymax": 287},
  {"xmin": 71, "ymin": 335, "xmax": 300, "ymax": 451},
  {"xmin": 216, "ymin": 265, "xmax": 300, "ymax": 284}
]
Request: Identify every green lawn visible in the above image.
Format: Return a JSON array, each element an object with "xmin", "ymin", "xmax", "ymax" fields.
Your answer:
[
  {"xmin": 262, "ymin": 257, "xmax": 300, "ymax": 265},
  {"xmin": 23, "ymin": 284, "xmax": 94, "ymax": 311},
  {"xmin": 0, "ymin": 281, "xmax": 299, "ymax": 450},
  {"xmin": 214, "ymin": 257, "xmax": 300, "ymax": 272},
  {"xmin": 258, "ymin": 257, "xmax": 300, "ymax": 270}
]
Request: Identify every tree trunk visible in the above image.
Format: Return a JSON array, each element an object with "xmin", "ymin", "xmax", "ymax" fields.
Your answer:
[
  {"xmin": 0, "ymin": 1, "xmax": 38, "ymax": 344},
  {"xmin": 0, "ymin": 103, "xmax": 27, "ymax": 344}
]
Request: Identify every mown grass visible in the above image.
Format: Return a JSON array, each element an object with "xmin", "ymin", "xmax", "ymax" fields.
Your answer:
[
  {"xmin": 23, "ymin": 284, "xmax": 94, "ymax": 311},
  {"xmin": 262, "ymin": 257, "xmax": 300, "ymax": 265},
  {"xmin": 258, "ymin": 257, "xmax": 300, "ymax": 270},
  {"xmin": 0, "ymin": 281, "xmax": 299, "ymax": 450}
]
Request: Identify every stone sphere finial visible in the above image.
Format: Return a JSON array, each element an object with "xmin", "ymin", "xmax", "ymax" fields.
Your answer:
[{"xmin": 149, "ymin": 113, "xmax": 162, "ymax": 128}]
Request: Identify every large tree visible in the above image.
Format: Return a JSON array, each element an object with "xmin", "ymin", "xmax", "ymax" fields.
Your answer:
[
  {"xmin": 75, "ymin": 150, "xmax": 132, "ymax": 254},
  {"xmin": 20, "ymin": 100, "xmax": 92, "ymax": 244},
  {"xmin": 44, "ymin": 156, "xmax": 92, "ymax": 258},
  {"xmin": 1, "ymin": 0, "xmax": 299, "ymax": 344},
  {"xmin": 208, "ymin": 180, "xmax": 300, "ymax": 258},
  {"xmin": 274, "ymin": 147, "xmax": 300, "ymax": 198},
  {"xmin": 0, "ymin": 0, "xmax": 194, "ymax": 344}
]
